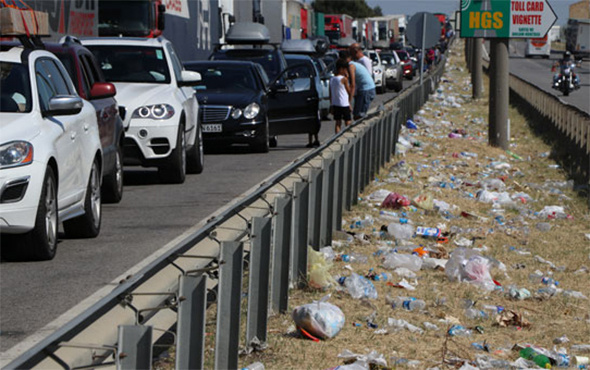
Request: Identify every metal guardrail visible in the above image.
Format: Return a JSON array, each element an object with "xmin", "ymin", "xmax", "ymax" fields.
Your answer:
[
  {"xmin": 3, "ymin": 59, "xmax": 446, "ymax": 370},
  {"xmin": 481, "ymin": 58, "xmax": 590, "ymax": 155}
]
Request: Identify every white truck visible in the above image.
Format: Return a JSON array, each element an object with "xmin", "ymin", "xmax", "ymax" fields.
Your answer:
[
  {"xmin": 524, "ymin": 35, "xmax": 551, "ymax": 58},
  {"xmin": 565, "ymin": 18, "xmax": 590, "ymax": 60}
]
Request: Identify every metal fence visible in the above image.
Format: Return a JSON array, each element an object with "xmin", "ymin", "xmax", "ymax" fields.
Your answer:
[{"xmin": 4, "ymin": 61, "xmax": 446, "ymax": 370}]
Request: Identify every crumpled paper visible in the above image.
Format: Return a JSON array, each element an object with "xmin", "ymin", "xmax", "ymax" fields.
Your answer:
[{"xmin": 495, "ymin": 310, "xmax": 531, "ymax": 329}]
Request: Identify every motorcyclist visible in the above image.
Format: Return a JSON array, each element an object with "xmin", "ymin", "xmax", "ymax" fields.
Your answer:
[{"xmin": 552, "ymin": 51, "xmax": 580, "ymax": 89}]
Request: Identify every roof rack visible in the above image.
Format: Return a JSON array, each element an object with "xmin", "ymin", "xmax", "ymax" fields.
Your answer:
[{"xmin": 0, "ymin": 34, "xmax": 48, "ymax": 49}]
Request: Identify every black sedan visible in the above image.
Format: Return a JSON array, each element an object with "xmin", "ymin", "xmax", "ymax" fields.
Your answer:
[{"xmin": 184, "ymin": 61, "xmax": 270, "ymax": 153}]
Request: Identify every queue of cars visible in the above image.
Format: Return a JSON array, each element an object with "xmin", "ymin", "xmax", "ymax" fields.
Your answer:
[{"xmin": 0, "ymin": 23, "xmax": 418, "ymax": 261}]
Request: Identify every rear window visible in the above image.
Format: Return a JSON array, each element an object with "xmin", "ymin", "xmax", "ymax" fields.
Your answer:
[{"xmin": 211, "ymin": 49, "xmax": 282, "ymax": 81}]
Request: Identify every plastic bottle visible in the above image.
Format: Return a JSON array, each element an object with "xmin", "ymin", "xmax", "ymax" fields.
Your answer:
[
  {"xmin": 571, "ymin": 344, "xmax": 590, "ymax": 354},
  {"xmin": 519, "ymin": 347, "xmax": 552, "ymax": 369},
  {"xmin": 387, "ymin": 296, "xmax": 426, "ymax": 311},
  {"xmin": 372, "ymin": 272, "xmax": 393, "ymax": 281},
  {"xmin": 528, "ymin": 272, "xmax": 559, "ymax": 286},
  {"xmin": 464, "ymin": 308, "xmax": 488, "ymax": 320},
  {"xmin": 242, "ymin": 362, "xmax": 265, "ymax": 370},
  {"xmin": 340, "ymin": 253, "xmax": 368, "ymax": 264},
  {"xmin": 448, "ymin": 325, "xmax": 472, "ymax": 337},
  {"xmin": 482, "ymin": 304, "xmax": 504, "ymax": 314}
]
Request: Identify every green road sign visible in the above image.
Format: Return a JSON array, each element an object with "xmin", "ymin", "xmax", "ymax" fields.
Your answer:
[{"xmin": 460, "ymin": 0, "xmax": 557, "ymax": 38}]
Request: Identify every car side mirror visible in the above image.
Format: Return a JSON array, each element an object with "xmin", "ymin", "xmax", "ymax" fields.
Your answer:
[
  {"xmin": 89, "ymin": 82, "xmax": 116, "ymax": 100},
  {"xmin": 43, "ymin": 95, "xmax": 83, "ymax": 117},
  {"xmin": 178, "ymin": 70, "xmax": 201, "ymax": 87}
]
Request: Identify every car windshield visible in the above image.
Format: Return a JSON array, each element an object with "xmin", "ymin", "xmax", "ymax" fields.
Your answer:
[
  {"xmin": 0, "ymin": 62, "xmax": 32, "ymax": 113},
  {"xmin": 98, "ymin": 0, "xmax": 151, "ymax": 37},
  {"xmin": 212, "ymin": 49, "xmax": 281, "ymax": 81},
  {"xmin": 380, "ymin": 54, "xmax": 396, "ymax": 65},
  {"xmin": 396, "ymin": 52, "xmax": 410, "ymax": 62},
  {"xmin": 86, "ymin": 45, "xmax": 170, "ymax": 84},
  {"xmin": 186, "ymin": 65, "xmax": 258, "ymax": 92}
]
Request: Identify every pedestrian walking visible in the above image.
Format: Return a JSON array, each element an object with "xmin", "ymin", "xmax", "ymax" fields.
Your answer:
[
  {"xmin": 339, "ymin": 49, "xmax": 375, "ymax": 120},
  {"xmin": 330, "ymin": 58, "xmax": 353, "ymax": 133}
]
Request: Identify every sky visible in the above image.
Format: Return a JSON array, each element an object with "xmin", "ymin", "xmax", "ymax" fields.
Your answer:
[{"xmin": 365, "ymin": 0, "xmax": 584, "ymax": 25}]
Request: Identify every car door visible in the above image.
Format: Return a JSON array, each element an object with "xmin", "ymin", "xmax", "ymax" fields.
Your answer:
[
  {"xmin": 35, "ymin": 58, "xmax": 85, "ymax": 207},
  {"xmin": 267, "ymin": 63, "xmax": 319, "ymax": 136},
  {"xmin": 166, "ymin": 43, "xmax": 198, "ymax": 142}
]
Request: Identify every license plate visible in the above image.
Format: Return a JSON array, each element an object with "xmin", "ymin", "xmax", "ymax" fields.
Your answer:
[{"xmin": 202, "ymin": 124, "xmax": 222, "ymax": 133}]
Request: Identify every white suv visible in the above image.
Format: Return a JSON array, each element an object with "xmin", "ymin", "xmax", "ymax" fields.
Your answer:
[
  {"xmin": 82, "ymin": 37, "xmax": 203, "ymax": 183},
  {"xmin": 0, "ymin": 44, "xmax": 103, "ymax": 260}
]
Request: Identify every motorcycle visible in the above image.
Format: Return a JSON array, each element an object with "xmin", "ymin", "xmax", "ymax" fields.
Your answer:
[{"xmin": 553, "ymin": 62, "xmax": 579, "ymax": 96}]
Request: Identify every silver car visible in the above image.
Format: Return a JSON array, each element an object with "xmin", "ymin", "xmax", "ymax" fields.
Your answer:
[{"xmin": 379, "ymin": 52, "xmax": 404, "ymax": 92}]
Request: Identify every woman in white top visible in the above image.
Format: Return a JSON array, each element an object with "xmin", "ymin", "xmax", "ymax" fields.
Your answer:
[{"xmin": 329, "ymin": 58, "xmax": 353, "ymax": 133}]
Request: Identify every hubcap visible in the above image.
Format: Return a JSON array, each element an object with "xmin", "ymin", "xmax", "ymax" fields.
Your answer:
[
  {"xmin": 45, "ymin": 176, "xmax": 57, "ymax": 248},
  {"xmin": 90, "ymin": 163, "xmax": 101, "ymax": 228}
]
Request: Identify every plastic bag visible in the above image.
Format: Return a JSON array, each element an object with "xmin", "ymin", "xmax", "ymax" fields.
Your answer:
[
  {"xmin": 381, "ymin": 192, "xmax": 410, "ymax": 209},
  {"xmin": 383, "ymin": 253, "xmax": 423, "ymax": 272},
  {"xmin": 344, "ymin": 272, "xmax": 378, "ymax": 299},
  {"xmin": 445, "ymin": 248, "xmax": 495, "ymax": 291},
  {"xmin": 337, "ymin": 350, "xmax": 388, "ymax": 368},
  {"xmin": 292, "ymin": 296, "xmax": 345, "ymax": 340},
  {"xmin": 387, "ymin": 318, "xmax": 424, "ymax": 334},
  {"xmin": 386, "ymin": 223, "xmax": 415, "ymax": 240},
  {"xmin": 367, "ymin": 189, "xmax": 391, "ymax": 203},
  {"xmin": 411, "ymin": 192, "xmax": 434, "ymax": 211},
  {"xmin": 308, "ymin": 247, "xmax": 336, "ymax": 289}
]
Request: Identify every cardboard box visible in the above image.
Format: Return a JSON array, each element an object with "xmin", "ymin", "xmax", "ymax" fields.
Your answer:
[{"xmin": 0, "ymin": 7, "xmax": 49, "ymax": 36}]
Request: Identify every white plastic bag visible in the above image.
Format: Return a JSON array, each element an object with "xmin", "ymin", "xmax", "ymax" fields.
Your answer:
[
  {"xmin": 292, "ymin": 296, "xmax": 345, "ymax": 340},
  {"xmin": 383, "ymin": 253, "xmax": 423, "ymax": 272},
  {"xmin": 445, "ymin": 248, "xmax": 495, "ymax": 291}
]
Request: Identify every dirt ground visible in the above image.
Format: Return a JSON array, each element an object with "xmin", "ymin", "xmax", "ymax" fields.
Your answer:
[{"xmin": 156, "ymin": 39, "xmax": 590, "ymax": 370}]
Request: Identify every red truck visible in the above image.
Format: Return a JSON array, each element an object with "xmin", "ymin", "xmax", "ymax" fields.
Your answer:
[{"xmin": 324, "ymin": 14, "xmax": 353, "ymax": 47}]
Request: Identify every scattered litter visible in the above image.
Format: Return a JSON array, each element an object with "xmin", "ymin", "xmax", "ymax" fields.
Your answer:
[
  {"xmin": 383, "ymin": 253, "xmax": 423, "ymax": 271},
  {"xmin": 495, "ymin": 309, "xmax": 531, "ymax": 328},
  {"xmin": 387, "ymin": 318, "xmax": 424, "ymax": 334}
]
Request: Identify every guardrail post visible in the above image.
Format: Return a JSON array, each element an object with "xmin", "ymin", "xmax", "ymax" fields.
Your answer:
[
  {"xmin": 215, "ymin": 241, "xmax": 243, "ymax": 370},
  {"xmin": 363, "ymin": 129, "xmax": 371, "ymax": 189},
  {"xmin": 271, "ymin": 196, "xmax": 292, "ymax": 314},
  {"xmin": 332, "ymin": 151, "xmax": 344, "ymax": 231},
  {"xmin": 319, "ymin": 158, "xmax": 335, "ymax": 248},
  {"xmin": 246, "ymin": 216, "xmax": 272, "ymax": 348},
  {"xmin": 117, "ymin": 325, "xmax": 152, "ymax": 370},
  {"xmin": 351, "ymin": 136, "xmax": 360, "ymax": 206},
  {"xmin": 343, "ymin": 142, "xmax": 353, "ymax": 211},
  {"xmin": 307, "ymin": 168, "xmax": 323, "ymax": 250},
  {"xmin": 291, "ymin": 182, "xmax": 309, "ymax": 288},
  {"xmin": 379, "ymin": 115, "xmax": 387, "ymax": 168},
  {"xmin": 176, "ymin": 274, "xmax": 208, "ymax": 370}
]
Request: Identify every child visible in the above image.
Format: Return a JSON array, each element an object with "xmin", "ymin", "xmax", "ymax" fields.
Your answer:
[{"xmin": 330, "ymin": 58, "xmax": 353, "ymax": 133}]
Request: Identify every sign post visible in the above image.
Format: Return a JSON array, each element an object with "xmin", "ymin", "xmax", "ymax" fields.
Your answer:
[
  {"xmin": 406, "ymin": 12, "xmax": 442, "ymax": 86},
  {"xmin": 460, "ymin": 0, "xmax": 556, "ymax": 149}
]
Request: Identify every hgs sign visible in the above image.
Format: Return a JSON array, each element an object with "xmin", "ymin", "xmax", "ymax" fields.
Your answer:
[{"xmin": 460, "ymin": 0, "xmax": 556, "ymax": 38}]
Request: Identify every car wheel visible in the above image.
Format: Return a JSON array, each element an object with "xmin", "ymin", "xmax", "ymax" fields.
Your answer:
[
  {"xmin": 395, "ymin": 79, "xmax": 404, "ymax": 92},
  {"xmin": 252, "ymin": 118, "xmax": 269, "ymax": 153},
  {"xmin": 2, "ymin": 167, "xmax": 59, "ymax": 261},
  {"xmin": 63, "ymin": 158, "xmax": 102, "ymax": 238},
  {"xmin": 159, "ymin": 124, "xmax": 186, "ymax": 184},
  {"xmin": 101, "ymin": 144, "xmax": 124, "ymax": 203},
  {"xmin": 187, "ymin": 123, "xmax": 204, "ymax": 174},
  {"xmin": 269, "ymin": 136, "xmax": 278, "ymax": 148}
]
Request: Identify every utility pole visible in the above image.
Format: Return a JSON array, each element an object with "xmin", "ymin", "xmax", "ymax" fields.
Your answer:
[
  {"xmin": 472, "ymin": 38, "xmax": 482, "ymax": 99},
  {"xmin": 488, "ymin": 38, "xmax": 509, "ymax": 149}
]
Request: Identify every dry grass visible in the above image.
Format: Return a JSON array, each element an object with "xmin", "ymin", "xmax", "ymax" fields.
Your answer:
[{"xmin": 157, "ymin": 40, "xmax": 590, "ymax": 369}]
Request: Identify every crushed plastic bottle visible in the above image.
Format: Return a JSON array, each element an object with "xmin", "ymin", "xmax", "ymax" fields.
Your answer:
[
  {"xmin": 339, "ymin": 253, "xmax": 369, "ymax": 264},
  {"xmin": 464, "ymin": 308, "xmax": 488, "ymax": 320},
  {"xmin": 387, "ymin": 295, "xmax": 426, "ymax": 311},
  {"xmin": 519, "ymin": 347, "xmax": 551, "ymax": 369},
  {"xmin": 528, "ymin": 271, "xmax": 559, "ymax": 286},
  {"xmin": 448, "ymin": 325, "xmax": 472, "ymax": 337},
  {"xmin": 344, "ymin": 273, "xmax": 378, "ymax": 299}
]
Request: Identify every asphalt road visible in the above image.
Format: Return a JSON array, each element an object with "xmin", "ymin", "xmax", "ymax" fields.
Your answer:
[
  {"xmin": 500, "ymin": 40, "xmax": 589, "ymax": 113},
  {"xmin": 0, "ymin": 74, "xmax": 414, "ymax": 353}
]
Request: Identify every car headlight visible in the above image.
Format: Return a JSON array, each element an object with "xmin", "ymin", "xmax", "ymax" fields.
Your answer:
[
  {"xmin": 231, "ymin": 108, "xmax": 242, "ymax": 119},
  {"xmin": 374, "ymin": 69, "xmax": 382, "ymax": 75},
  {"xmin": 0, "ymin": 141, "xmax": 33, "ymax": 169},
  {"xmin": 243, "ymin": 103, "xmax": 260, "ymax": 120},
  {"xmin": 131, "ymin": 104, "xmax": 175, "ymax": 120}
]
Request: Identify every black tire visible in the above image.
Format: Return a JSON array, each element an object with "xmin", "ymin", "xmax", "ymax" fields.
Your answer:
[
  {"xmin": 395, "ymin": 80, "xmax": 404, "ymax": 92},
  {"xmin": 187, "ymin": 123, "xmax": 204, "ymax": 174},
  {"xmin": 101, "ymin": 143, "xmax": 124, "ymax": 203},
  {"xmin": 251, "ymin": 119, "xmax": 269, "ymax": 153},
  {"xmin": 63, "ymin": 158, "xmax": 102, "ymax": 238},
  {"xmin": 159, "ymin": 124, "xmax": 186, "ymax": 184},
  {"xmin": 269, "ymin": 136, "xmax": 278, "ymax": 148},
  {"xmin": 2, "ymin": 167, "xmax": 59, "ymax": 261}
]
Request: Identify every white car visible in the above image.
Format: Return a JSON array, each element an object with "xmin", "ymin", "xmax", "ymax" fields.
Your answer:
[
  {"xmin": 0, "ymin": 44, "xmax": 103, "ymax": 260},
  {"xmin": 82, "ymin": 37, "xmax": 203, "ymax": 184},
  {"xmin": 364, "ymin": 50, "xmax": 386, "ymax": 94}
]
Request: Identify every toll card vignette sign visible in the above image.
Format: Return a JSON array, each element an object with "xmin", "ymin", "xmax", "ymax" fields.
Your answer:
[{"xmin": 460, "ymin": 0, "xmax": 557, "ymax": 38}]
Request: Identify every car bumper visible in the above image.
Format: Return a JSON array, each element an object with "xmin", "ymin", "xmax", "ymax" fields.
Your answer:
[
  {"xmin": 203, "ymin": 120, "xmax": 265, "ymax": 144},
  {"xmin": 0, "ymin": 162, "xmax": 45, "ymax": 234},
  {"xmin": 123, "ymin": 118, "xmax": 180, "ymax": 165}
]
